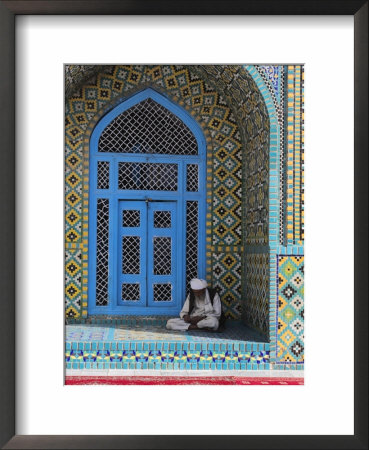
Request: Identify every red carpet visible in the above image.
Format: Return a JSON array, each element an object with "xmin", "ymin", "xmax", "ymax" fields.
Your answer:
[{"xmin": 66, "ymin": 376, "xmax": 304, "ymax": 385}]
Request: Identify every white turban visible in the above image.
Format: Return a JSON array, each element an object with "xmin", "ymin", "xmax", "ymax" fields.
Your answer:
[{"xmin": 190, "ymin": 278, "xmax": 208, "ymax": 290}]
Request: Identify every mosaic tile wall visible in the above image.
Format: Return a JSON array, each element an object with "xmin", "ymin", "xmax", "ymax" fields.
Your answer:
[
  {"xmin": 285, "ymin": 66, "xmax": 305, "ymax": 245},
  {"xmin": 243, "ymin": 252, "xmax": 269, "ymax": 336},
  {"xmin": 255, "ymin": 65, "xmax": 285, "ymax": 244},
  {"xmin": 65, "ymin": 249, "xmax": 82, "ymax": 319},
  {"xmin": 198, "ymin": 66, "xmax": 270, "ymax": 246},
  {"xmin": 65, "ymin": 65, "xmax": 271, "ymax": 322},
  {"xmin": 276, "ymin": 255, "xmax": 304, "ymax": 364}
]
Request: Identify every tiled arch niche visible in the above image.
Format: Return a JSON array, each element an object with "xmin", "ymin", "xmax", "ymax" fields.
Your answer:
[{"xmin": 65, "ymin": 64, "xmax": 271, "ymax": 338}]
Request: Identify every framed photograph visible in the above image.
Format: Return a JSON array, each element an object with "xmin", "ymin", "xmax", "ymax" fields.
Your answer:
[
  {"xmin": 63, "ymin": 62, "xmax": 305, "ymax": 386},
  {"xmin": 1, "ymin": 1, "xmax": 367, "ymax": 448}
]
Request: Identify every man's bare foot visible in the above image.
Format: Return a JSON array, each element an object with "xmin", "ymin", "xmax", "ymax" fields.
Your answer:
[{"xmin": 188, "ymin": 324, "xmax": 198, "ymax": 330}]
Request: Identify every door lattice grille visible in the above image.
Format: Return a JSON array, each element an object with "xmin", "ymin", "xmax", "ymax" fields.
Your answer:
[
  {"xmin": 186, "ymin": 201, "xmax": 198, "ymax": 288},
  {"xmin": 153, "ymin": 283, "xmax": 172, "ymax": 302},
  {"xmin": 186, "ymin": 164, "xmax": 199, "ymax": 192},
  {"xmin": 121, "ymin": 283, "xmax": 140, "ymax": 301},
  {"xmin": 154, "ymin": 210, "xmax": 171, "ymax": 228},
  {"xmin": 97, "ymin": 161, "xmax": 110, "ymax": 189},
  {"xmin": 118, "ymin": 162, "xmax": 178, "ymax": 191},
  {"xmin": 98, "ymin": 98, "xmax": 198, "ymax": 155},
  {"xmin": 96, "ymin": 199, "xmax": 109, "ymax": 306},
  {"xmin": 153, "ymin": 237, "xmax": 172, "ymax": 275},
  {"xmin": 122, "ymin": 209, "xmax": 140, "ymax": 227},
  {"xmin": 122, "ymin": 236, "xmax": 140, "ymax": 274}
]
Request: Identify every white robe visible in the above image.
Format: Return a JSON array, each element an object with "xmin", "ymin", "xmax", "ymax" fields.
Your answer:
[{"xmin": 166, "ymin": 289, "xmax": 221, "ymax": 331}]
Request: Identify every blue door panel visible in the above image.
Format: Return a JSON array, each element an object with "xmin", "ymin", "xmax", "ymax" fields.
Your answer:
[
  {"xmin": 118, "ymin": 201, "xmax": 147, "ymax": 309},
  {"xmin": 147, "ymin": 202, "xmax": 177, "ymax": 309}
]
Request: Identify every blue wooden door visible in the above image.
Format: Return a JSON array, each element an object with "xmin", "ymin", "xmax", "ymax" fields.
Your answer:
[
  {"xmin": 118, "ymin": 200, "xmax": 178, "ymax": 313},
  {"xmin": 88, "ymin": 88, "xmax": 207, "ymax": 316}
]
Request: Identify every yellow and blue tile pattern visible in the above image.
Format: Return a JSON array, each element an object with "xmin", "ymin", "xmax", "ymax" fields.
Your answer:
[{"xmin": 277, "ymin": 255, "xmax": 304, "ymax": 364}]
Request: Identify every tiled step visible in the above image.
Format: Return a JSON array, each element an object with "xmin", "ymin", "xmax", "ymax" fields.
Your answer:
[
  {"xmin": 66, "ymin": 315, "xmax": 172, "ymax": 327},
  {"xmin": 65, "ymin": 320, "xmax": 273, "ymax": 371},
  {"xmin": 65, "ymin": 340, "xmax": 271, "ymax": 371}
]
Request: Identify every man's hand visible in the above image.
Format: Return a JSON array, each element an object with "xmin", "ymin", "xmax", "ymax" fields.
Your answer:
[
  {"xmin": 190, "ymin": 316, "xmax": 206, "ymax": 325},
  {"xmin": 183, "ymin": 314, "xmax": 191, "ymax": 323}
]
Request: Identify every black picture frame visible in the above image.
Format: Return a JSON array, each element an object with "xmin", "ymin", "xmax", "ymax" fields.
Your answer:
[{"xmin": 0, "ymin": 1, "xmax": 367, "ymax": 449}]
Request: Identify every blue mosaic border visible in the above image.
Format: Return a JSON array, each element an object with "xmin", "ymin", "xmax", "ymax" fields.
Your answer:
[{"xmin": 66, "ymin": 340, "xmax": 271, "ymax": 371}]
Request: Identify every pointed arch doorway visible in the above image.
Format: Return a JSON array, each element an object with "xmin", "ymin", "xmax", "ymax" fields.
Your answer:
[{"xmin": 88, "ymin": 89, "xmax": 206, "ymax": 315}]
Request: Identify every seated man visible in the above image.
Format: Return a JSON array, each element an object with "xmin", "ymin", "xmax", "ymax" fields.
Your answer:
[{"xmin": 166, "ymin": 278, "xmax": 221, "ymax": 331}]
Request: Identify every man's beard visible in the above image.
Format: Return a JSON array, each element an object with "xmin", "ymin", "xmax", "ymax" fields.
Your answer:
[{"xmin": 194, "ymin": 292, "xmax": 205, "ymax": 301}]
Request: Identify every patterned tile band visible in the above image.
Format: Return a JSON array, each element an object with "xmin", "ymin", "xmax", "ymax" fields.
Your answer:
[{"xmin": 65, "ymin": 340, "xmax": 272, "ymax": 371}]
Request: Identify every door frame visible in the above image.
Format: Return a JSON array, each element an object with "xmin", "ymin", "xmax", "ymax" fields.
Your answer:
[{"xmin": 88, "ymin": 88, "xmax": 207, "ymax": 316}]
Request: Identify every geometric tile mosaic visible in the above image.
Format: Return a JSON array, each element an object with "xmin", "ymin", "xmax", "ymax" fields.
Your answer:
[
  {"xmin": 65, "ymin": 338, "xmax": 271, "ymax": 371},
  {"xmin": 277, "ymin": 255, "xmax": 304, "ymax": 363},
  {"xmin": 197, "ymin": 65, "xmax": 270, "ymax": 246},
  {"xmin": 65, "ymin": 248, "xmax": 82, "ymax": 319},
  {"xmin": 255, "ymin": 65, "xmax": 286, "ymax": 245},
  {"xmin": 211, "ymin": 252, "xmax": 242, "ymax": 319},
  {"xmin": 285, "ymin": 66, "xmax": 304, "ymax": 246},
  {"xmin": 243, "ymin": 253, "xmax": 269, "ymax": 337}
]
